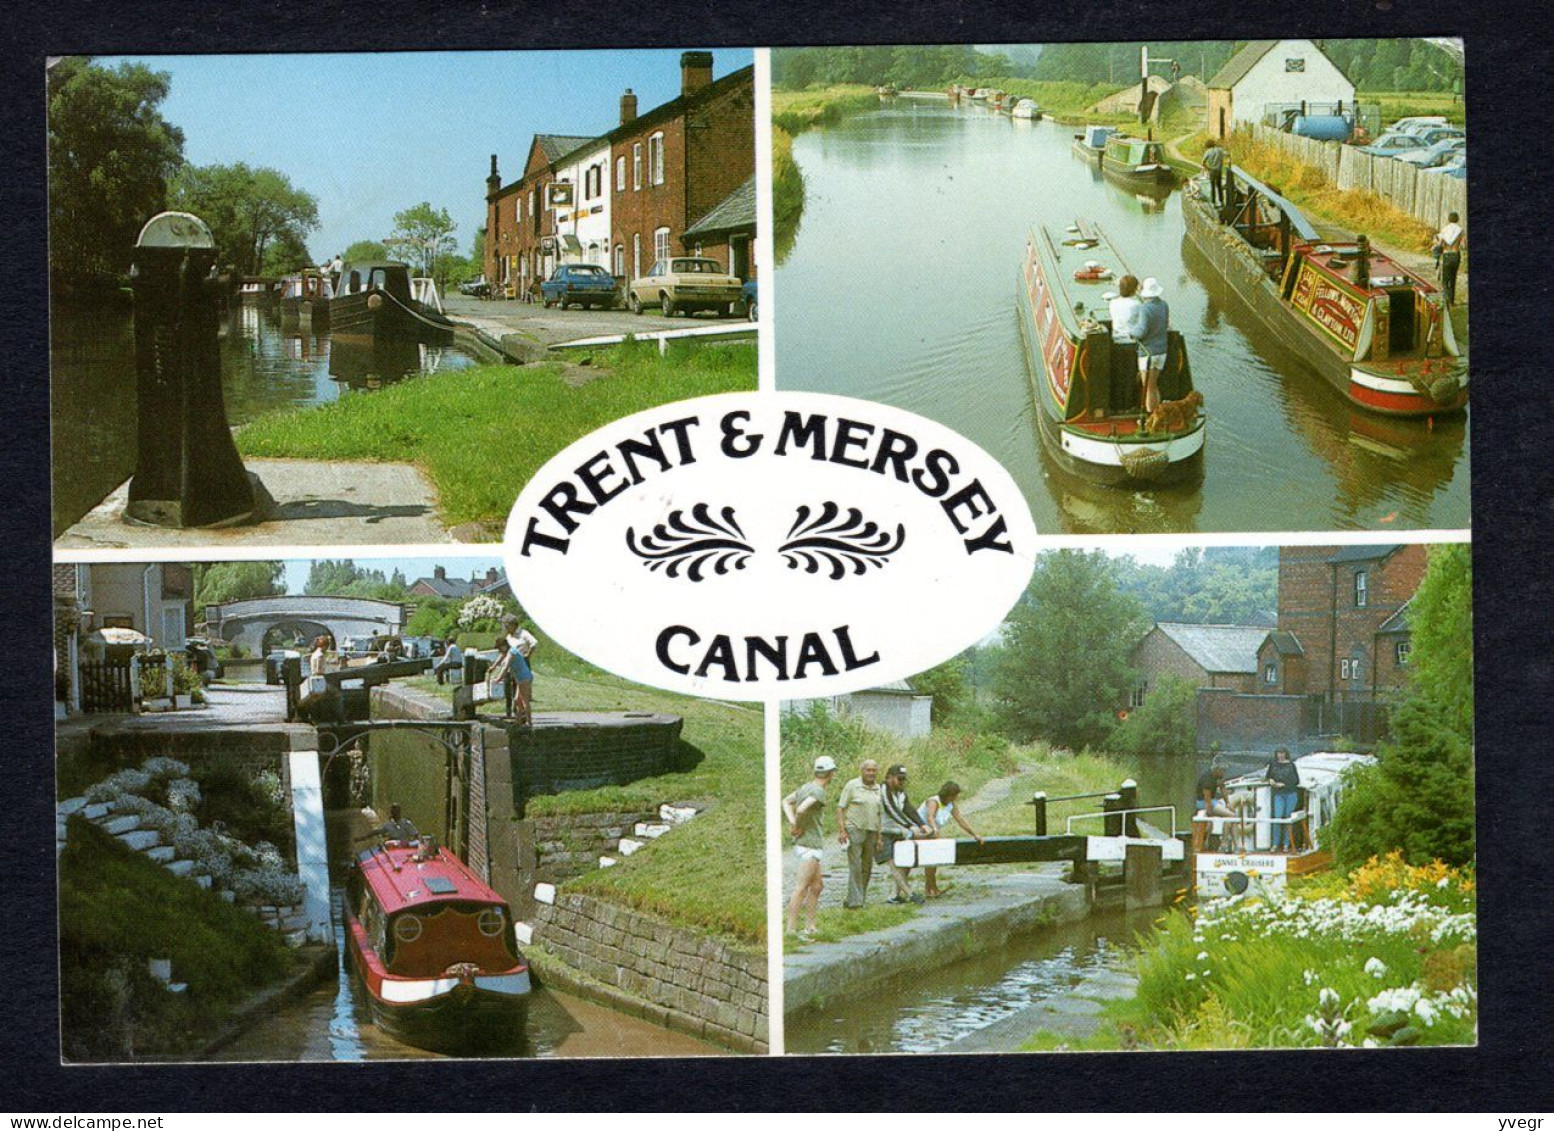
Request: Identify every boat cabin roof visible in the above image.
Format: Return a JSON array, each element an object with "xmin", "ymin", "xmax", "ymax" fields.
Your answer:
[
  {"xmin": 1227, "ymin": 166, "xmax": 1322, "ymax": 241},
  {"xmin": 1225, "ymin": 751, "xmax": 1376, "ymax": 795},
  {"xmin": 355, "ymin": 842, "xmax": 506, "ymax": 915},
  {"xmin": 1032, "ymin": 223, "xmax": 1134, "ymax": 333}
]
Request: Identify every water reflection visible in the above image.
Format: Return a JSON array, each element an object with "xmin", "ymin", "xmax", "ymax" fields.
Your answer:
[
  {"xmin": 50, "ymin": 302, "xmax": 478, "ymax": 535},
  {"xmin": 774, "ymin": 100, "xmax": 1469, "ymax": 533}
]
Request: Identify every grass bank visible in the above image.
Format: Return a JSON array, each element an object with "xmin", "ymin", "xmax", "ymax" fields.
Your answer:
[
  {"xmin": 953, "ymin": 78, "xmax": 1127, "ymax": 123},
  {"xmin": 771, "ymin": 85, "xmax": 879, "ymax": 260},
  {"xmin": 59, "ymin": 817, "xmax": 304, "ymax": 1061},
  {"xmin": 401, "ymin": 645, "xmax": 764, "ymax": 947},
  {"xmin": 1018, "ymin": 853, "xmax": 1477, "ymax": 1051},
  {"xmin": 1368, "ymin": 90, "xmax": 1466, "ymax": 127},
  {"xmin": 236, "ymin": 340, "xmax": 754, "ymax": 536}
]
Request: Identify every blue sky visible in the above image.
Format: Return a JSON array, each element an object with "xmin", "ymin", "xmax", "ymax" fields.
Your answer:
[
  {"xmin": 111, "ymin": 48, "xmax": 753, "ymax": 263},
  {"xmin": 280, "ymin": 556, "xmax": 504, "ymax": 595}
]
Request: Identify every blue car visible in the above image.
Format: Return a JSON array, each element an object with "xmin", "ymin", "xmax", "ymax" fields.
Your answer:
[
  {"xmin": 741, "ymin": 278, "xmax": 757, "ymax": 323},
  {"xmin": 539, "ymin": 264, "xmax": 618, "ymax": 310}
]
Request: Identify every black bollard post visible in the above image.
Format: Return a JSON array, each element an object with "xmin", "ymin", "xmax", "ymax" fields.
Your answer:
[
  {"xmin": 126, "ymin": 212, "xmax": 268, "ymax": 528},
  {"xmin": 1032, "ymin": 791, "xmax": 1048, "ymax": 837},
  {"xmin": 282, "ymin": 656, "xmax": 302, "ymax": 722},
  {"xmin": 1119, "ymin": 779, "xmax": 1139, "ymax": 837},
  {"xmin": 1103, "ymin": 792, "xmax": 1124, "ymax": 837}
]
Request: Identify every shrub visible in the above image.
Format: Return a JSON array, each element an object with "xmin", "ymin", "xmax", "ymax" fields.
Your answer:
[{"xmin": 1107, "ymin": 675, "xmax": 1196, "ymax": 758}]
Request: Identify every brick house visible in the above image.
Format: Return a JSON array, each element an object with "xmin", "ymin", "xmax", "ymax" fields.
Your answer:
[
  {"xmin": 1263, "ymin": 544, "xmax": 1427, "ymax": 701},
  {"xmin": 408, "ymin": 565, "xmax": 506, "ymax": 600},
  {"xmin": 483, "ymin": 51, "xmax": 754, "ymax": 296},
  {"xmin": 1126, "ymin": 622, "xmax": 1271, "ymax": 709}
]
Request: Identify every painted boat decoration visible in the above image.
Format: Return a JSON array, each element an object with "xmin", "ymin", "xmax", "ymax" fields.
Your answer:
[
  {"xmin": 344, "ymin": 834, "xmax": 530, "ymax": 1049},
  {"xmin": 330, "ymin": 260, "xmax": 455, "ymax": 341},
  {"xmin": 277, "ymin": 269, "xmax": 332, "ymax": 330},
  {"xmin": 1018, "ymin": 220, "xmax": 1206, "ymax": 486},
  {"xmin": 1195, "ymin": 751, "xmax": 1377, "ymax": 897},
  {"xmin": 1182, "ymin": 165, "xmax": 1466, "ymax": 417}
]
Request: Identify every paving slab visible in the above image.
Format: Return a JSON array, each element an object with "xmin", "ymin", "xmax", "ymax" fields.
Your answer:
[{"xmin": 55, "ymin": 459, "xmax": 451, "ymax": 550}]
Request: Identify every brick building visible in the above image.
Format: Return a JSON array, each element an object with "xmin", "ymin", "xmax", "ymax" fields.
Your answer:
[
  {"xmin": 407, "ymin": 565, "xmax": 506, "ymax": 600},
  {"xmin": 1261, "ymin": 544, "xmax": 1426, "ymax": 700},
  {"xmin": 483, "ymin": 52, "xmax": 754, "ymax": 297},
  {"xmin": 1126, "ymin": 622, "xmax": 1271, "ymax": 708}
]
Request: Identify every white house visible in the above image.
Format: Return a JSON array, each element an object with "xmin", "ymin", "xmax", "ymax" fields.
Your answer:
[
  {"xmin": 1206, "ymin": 40, "xmax": 1356, "ymax": 139},
  {"xmin": 784, "ymin": 680, "xmax": 934, "ymax": 742},
  {"xmin": 551, "ymin": 136, "xmax": 614, "ymax": 270}
]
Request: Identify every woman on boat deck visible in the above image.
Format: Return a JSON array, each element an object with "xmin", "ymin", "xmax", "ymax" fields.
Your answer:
[
  {"xmin": 1108, "ymin": 275, "xmax": 1141, "ymax": 347},
  {"xmin": 1127, "ymin": 278, "xmax": 1171, "ymax": 417},
  {"xmin": 917, "ymin": 782, "xmax": 985, "ymax": 899},
  {"xmin": 783, "ymin": 755, "xmax": 837, "ymax": 938},
  {"xmin": 1265, "ymin": 747, "xmax": 1302, "ymax": 852}
]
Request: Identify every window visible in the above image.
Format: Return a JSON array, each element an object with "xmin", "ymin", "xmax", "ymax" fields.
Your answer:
[
  {"xmin": 1395, "ymin": 640, "xmax": 1412, "ymax": 666},
  {"xmin": 615, "ymin": 155, "xmax": 626, "ymax": 192},
  {"xmin": 653, "ymin": 226, "xmax": 671, "ymax": 266},
  {"xmin": 614, "ymin": 244, "xmax": 625, "ymax": 276},
  {"xmin": 1129, "ymin": 682, "xmax": 1147, "ymax": 709},
  {"xmin": 632, "ymin": 233, "xmax": 641, "ymax": 279},
  {"xmin": 1285, "ymin": 57, "xmax": 1306, "ymax": 72},
  {"xmin": 1339, "ymin": 659, "xmax": 1352, "ymax": 680},
  {"xmin": 1264, "ymin": 662, "xmax": 1277, "ymax": 685},
  {"xmin": 648, "ymin": 131, "xmax": 665, "ymax": 186},
  {"xmin": 633, "ymin": 143, "xmax": 643, "ymax": 190},
  {"xmin": 1354, "ymin": 570, "xmax": 1368, "ymax": 607}
]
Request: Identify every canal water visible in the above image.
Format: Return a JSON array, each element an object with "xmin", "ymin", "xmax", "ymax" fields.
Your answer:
[
  {"xmin": 211, "ymin": 808, "xmax": 725, "ymax": 1061},
  {"xmin": 786, "ymin": 904, "xmax": 1164, "ymax": 1055},
  {"xmin": 775, "ymin": 98, "xmax": 1470, "ymax": 534},
  {"xmin": 49, "ymin": 301, "xmax": 479, "ymax": 536}
]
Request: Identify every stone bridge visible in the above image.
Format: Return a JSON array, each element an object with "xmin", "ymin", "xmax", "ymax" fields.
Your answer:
[{"xmin": 204, "ymin": 595, "xmax": 408, "ymax": 656}]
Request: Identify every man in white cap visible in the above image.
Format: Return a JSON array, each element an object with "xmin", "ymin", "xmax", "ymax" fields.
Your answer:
[
  {"xmin": 1127, "ymin": 277, "xmax": 1172, "ymax": 418},
  {"xmin": 783, "ymin": 755, "xmax": 837, "ymax": 937}
]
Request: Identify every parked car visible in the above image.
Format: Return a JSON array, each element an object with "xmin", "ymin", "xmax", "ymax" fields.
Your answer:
[
  {"xmin": 1360, "ymin": 132, "xmax": 1436, "ymax": 157},
  {"xmin": 742, "ymin": 278, "xmax": 758, "ymax": 322},
  {"xmin": 1395, "ymin": 137, "xmax": 1467, "ymax": 168},
  {"xmin": 627, "ymin": 257, "xmax": 744, "ymax": 317},
  {"xmin": 1407, "ymin": 126, "xmax": 1466, "ymax": 149},
  {"xmin": 1388, "ymin": 115, "xmax": 1450, "ymax": 134},
  {"xmin": 1421, "ymin": 153, "xmax": 1467, "ymax": 177},
  {"xmin": 458, "ymin": 277, "xmax": 490, "ymax": 297},
  {"xmin": 539, "ymin": 264, "xmax": 618, "ymax": 309}
]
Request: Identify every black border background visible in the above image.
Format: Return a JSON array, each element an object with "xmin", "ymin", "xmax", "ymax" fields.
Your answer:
[{"xmin": 3, "ymin": 0, "xmax": 1550, "ymax": 1112}]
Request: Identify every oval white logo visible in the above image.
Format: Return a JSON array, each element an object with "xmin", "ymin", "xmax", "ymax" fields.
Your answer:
[{"xmin": 503, "ymin": 392, "xmax": 1036, "ymax": 700}]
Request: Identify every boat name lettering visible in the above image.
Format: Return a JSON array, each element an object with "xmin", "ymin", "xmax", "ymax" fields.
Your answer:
[{"xmin": 1293, "ymin": 264, "xmax": 1363, "ymax": 350}]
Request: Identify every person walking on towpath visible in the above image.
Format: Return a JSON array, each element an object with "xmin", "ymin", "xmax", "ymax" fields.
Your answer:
[
  {"xmin": 784, "ymin": 755, "xmax": 837, "ymax": 937},
  {"xmin": 879, "ymin": 764, "xmax": 931, "ymax": 904},
  {"xmin": 836, "ymin": 759, "xmax": 883, "ymax": 909},
  {"xmin": 1128, "ymin": 278, "xmax": 1172, "ymax": 417},
  {"xmin": 1434, "ymin": 212, "xmax": 1465, "ymax": 307},
  {"xmin": 1202, "ymin": 140, "xmax": 1229, "ymax": 207}
]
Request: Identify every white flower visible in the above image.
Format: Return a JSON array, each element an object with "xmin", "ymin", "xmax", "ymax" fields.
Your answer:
[
  {"xmin": 1363, "ymin": 1038, "xmax": 1379, "ymax": 1048},
  {"xmin": 1319, "ymin": 987, "xmax": 1341, "ymax": 1009},
  {"xmin": 1436, "ymin": 877, "xmax": 1450, "ymax": 888},
  {"xmin": 1364, "ymin": 957, "xmax": 1388, "ymax": 978},
  {"xmin": 1196, "ymin": 951, "xmax": 1209, "ymax": 961},
  {"xmin": 1303, "ymin": 970, "xmax": 1320, "ymax": 986},
  {"xmin": 1185, "ymin": 973, "xmax": 1196, "ymax": 981}
]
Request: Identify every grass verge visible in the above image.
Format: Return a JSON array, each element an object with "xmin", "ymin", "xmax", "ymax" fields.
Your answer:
[
  {"xmin": 771, "ymin": 85, "xmax": 880, "ymax": 260},
  {"xmin": 787, "ymin": 903, "xmax": 918, "ymax": 950},
  {"xmin": 59, "ymin": 816, "xmax": 302, "ymax": 1061},
  {"xmin": 235, "ymin": 340, "xmax": 754, "ymax": 535}
]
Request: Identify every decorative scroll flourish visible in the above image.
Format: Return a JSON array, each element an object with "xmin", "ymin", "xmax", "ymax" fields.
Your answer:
[
  {"xmin": 780, "ymin": 502, "xmax": 906, "ymax": 580},
  {"xmin": 625, "ymin": 504, "xmax": 753, "ymax": 582}
]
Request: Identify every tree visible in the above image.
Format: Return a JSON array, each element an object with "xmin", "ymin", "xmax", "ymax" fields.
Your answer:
[
  {"xmin": 343, "ymin": 239, "xmax": 390, "ymax": 263},
  {"xmin": 192, "ymin": 561, "xmax": 285, "ymax": 607},
  {"xmin": 911, "ymin": 655, "xmax": 970, "ymax": 725},
  {"xmin": 1107, "ymin": 675, "xmax": 1197, "ymax": 758},
  {"xmin": 169, "ymin": 162, "xmax": 318, "ymax": 276},
  {"xmin": 48, "ymin": 57, "xmax": 185, "ymax": 289},
  {"xmin": 260, "ymin": 229, "xmax": 313, "ymax": 276},
  {"xmin": 387, "ymin": 202, "xmax": 458, "ymax": 284},
  {"xmin": 990, "ymin": 551, "xmax": 1145, "ymax": 748},
  {"xmin": 1324, "ymin": 544, "xmax": 1475, "ymax": 869}
]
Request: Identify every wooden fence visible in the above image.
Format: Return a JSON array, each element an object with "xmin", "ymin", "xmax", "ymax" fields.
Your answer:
[
  {"xmin": 1242, "ymin": 123, "xmax": 1467, "ymax": 234},
  {"xmin": 78, "ymin": 658, "xmax": 133, "ymax": 714}
]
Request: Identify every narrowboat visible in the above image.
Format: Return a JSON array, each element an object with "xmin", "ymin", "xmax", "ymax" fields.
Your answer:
[
  {"xmin": 1195, "ymin": 752, "xmax": 1377, "ymax": 897},
  {"xmin": 1017, "ymin": 221, "xmax": 1206, "ymax": 485},
  {"xmin": 1182, "ymin": 166, "xmax": 1465, "ymax": 417},
  {"xmin": 1071, "ymin": 124, "xmax": 1114, "ymax": 164},
  {"xmin": 277, "ymin": 269, "xmax": 333, "ymax": 330},
  {"xmin": 344, "ymin": 834, "xmax": 531, "ymax": 1049},
  {"xmin": 1099, "ymin": 134, "xmax": 1176, "ymax": 191},
  {"xmin": 235, "ymin": 276, "xmax": 278, "ymax": 304},
  {"xmin": 330, "ymin": 260, "xmax": 455, "ymax": 341}
]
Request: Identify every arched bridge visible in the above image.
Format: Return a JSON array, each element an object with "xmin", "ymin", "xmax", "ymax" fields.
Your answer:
[{"xmin": 204, "ymin": 595, "xmax": 409, "ymax": 655}]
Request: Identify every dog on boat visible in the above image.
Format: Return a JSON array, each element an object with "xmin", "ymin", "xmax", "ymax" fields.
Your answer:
[
  {"xmin": 1144, "ymin": 390, "xmax": 1203, "ymax": 434},
  {"xmin": 1219, "ymin": 788, "xmax": 1260, "ymax": 851}
]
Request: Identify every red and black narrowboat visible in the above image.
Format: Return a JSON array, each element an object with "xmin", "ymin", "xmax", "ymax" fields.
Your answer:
[
  {"xmin": 344, "ymin": 835, "xmax": 530, "ymax": 1049},
  {"xmin": 1182, "ymin": 166, "xmax": 1465, "ymax": 417},
  {"xmin": 1018, "ymin": 221, "xmax": 1206, "ymax": 485}
]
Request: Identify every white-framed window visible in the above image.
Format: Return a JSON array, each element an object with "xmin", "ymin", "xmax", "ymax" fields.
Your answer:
[
  {"xmin": 1354, "ymin": 570, "xmax": 1368, "ymax": 607},
  {"xmin": 514, "ymin": 196, "xmax": 522, "ymax": 223},
  {"xmin": 528, "ymin": 190, "xmax": 536, "ymax": 223},
  {"xmin": 632, "ymin": 143, "xmax": 643, "ymax": 190},
  {"xmin": 648, "ymin": 131, "xmax": 665, "ymax": 186},
  {"xmin": 653, "ymin": 226, "xmax": 671, "ymax": 265},
  {"xmin": 1395, "ymin": 640, "xmax": 1412, "ymax": 666},
  {"xmin": 1128, "ymin": 682, "xmax": 1147, "ymax": 709},
  {"xmin": 614, "ymin": 244, "xmax": 625, "ymax": 276},
  {"xmin": 1264, "ymin": 662, "xmax": 1277, "ymax": 685},
  {"xmin": 615, "ymin": 155, "xmax": 626, "ymax": 191},
  {"xmin": 1285, "ymin": 57, "xmax": 1306, "ymax": 72},
  {"xmin": 1339, "ymin": 658, "xmax": 1351, "ymax": 680},
  {"xmin": 632, "ymin": 233, "xmax": 641, "ymax": 279}
]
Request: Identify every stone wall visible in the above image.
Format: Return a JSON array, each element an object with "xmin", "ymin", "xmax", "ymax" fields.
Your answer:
[
  {"xmin": 503, "ymin": 716, "xmax": 687, "ymax": 810},
  {"xmin": 531, "ymin": 809, "xmax": 659, "ymax": 884},
  {"xmin": 534, "ymin": 891, "xmax": 767, "ymax": 1053}
]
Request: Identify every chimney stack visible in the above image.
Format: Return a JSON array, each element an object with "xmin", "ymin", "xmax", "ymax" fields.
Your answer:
[
  {"xmin": 486, "ymin": 154, "xmax": 501, "ymax": 199},
  {"xmin": 486, "ymin": 567, "xmax": 499, "ymax": 584},
  {"xmin": 434, "ymin": 565, "xmax": 446, "ymax": 580},
  {"xmin": 680, "ymin": 51, "xmax": 713, "ymax": 96},
  {"xmin": 620, "ymin": 88, "xmax": 638, "ymax": 125}
]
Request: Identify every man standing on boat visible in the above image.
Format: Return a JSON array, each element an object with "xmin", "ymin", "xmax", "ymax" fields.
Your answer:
[
  {"xmin": 836, "ymin": 759, "xmax": 883, "ymax": 909},
  {"xmin": 1202, "ymin": 140, "xmax": 1229, "ymax": 208},
  {"xmin": 1434, "ymin": 212, "xmax": 1465, "ymax": 307},
  {"xmin": 1129, "ymin": 278, "xmax": 1171, "ymax": 418}
]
